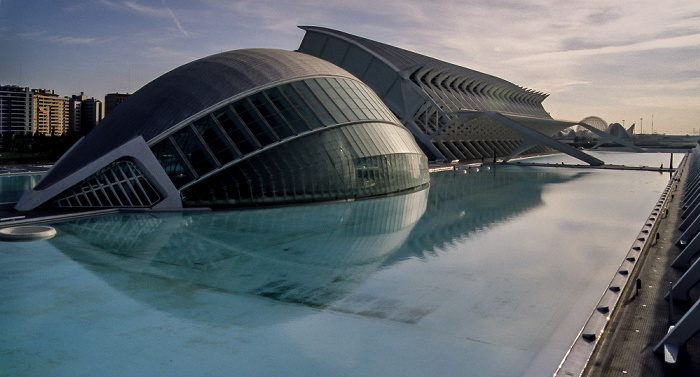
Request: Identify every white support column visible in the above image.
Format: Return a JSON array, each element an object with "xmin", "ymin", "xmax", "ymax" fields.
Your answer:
[
  {"xmin": 577, "ymin": 122, "xmax": 645, "ymax": 152},
  {"xmin": 667, "ymin": 255, "xmax": 700, "ymax": 300},
  {"xmin": 654, "ymin": 299, "xmax": 700, "ymax": 356},
  {"xmin": 484, "ymin": 112, "xmax": 604, "ymax": 166}
]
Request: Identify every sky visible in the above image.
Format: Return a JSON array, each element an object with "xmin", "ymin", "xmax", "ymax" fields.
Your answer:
[{"xmin": 1, "ymin": 0, "xmax": 698, "ymax": 135}]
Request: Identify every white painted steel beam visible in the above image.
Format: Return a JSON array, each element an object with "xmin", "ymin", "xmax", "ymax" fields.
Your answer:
[
  {"xmin": 483, "ymin": 112, "xmax": 605, "ymax": 166},
  {"xmin": 577, "ymin": 122, "xmax": 645, "ymax": 152}
]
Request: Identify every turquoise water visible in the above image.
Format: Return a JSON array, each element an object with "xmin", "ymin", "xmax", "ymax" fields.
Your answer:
[
  {"xmin": 521, "ymin": 150, "xmax": 682, "ymax": 168},
  {"xmin": 0, "ymin": 152, "xmax": 676, "ymax": 376},
  {"xmin": 0, "ymin": 173, "xmax": 43, "ymax": 204}
]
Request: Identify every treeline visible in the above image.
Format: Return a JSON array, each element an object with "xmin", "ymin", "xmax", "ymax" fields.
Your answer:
[{"xmin": 0, "ymin": 132, "xmax": 83, "ymax": 163}]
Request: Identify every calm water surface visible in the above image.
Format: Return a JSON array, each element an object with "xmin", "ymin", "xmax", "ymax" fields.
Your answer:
[
  {"xmin": 0, "ymin": 152, "xmax": 676, "ymax": 376},
  {"xmin": 0, "ymin": 173, "xmax": 43, "ymax": 204}
]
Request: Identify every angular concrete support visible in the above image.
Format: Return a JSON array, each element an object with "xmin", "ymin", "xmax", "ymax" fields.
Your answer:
[
  {"xmin": 679, "ymin": 202, "xmax": 700, "ymax": 229},
  {"xmin": 667, "ymin": 256, "xmax": 700, "ymax": 300},
  {"xmin": 662, "ymin": 326, "xmax": 679, "ymax": 364},
  {"xmin": 680, "ymin": 200, "xmax": 700, "ymax": 223},
  {"xmin": 684, "ymin": 176, "xmax": 700, "ymax": 201},
  {"xmin": 681, "ymin": 192, "xmax": 700, "ymax": 218},
  {"xmin": 502, "ymin": 139, "xmax": 538, "ymax": 162},
  {"xmin": 654, "ymin": 299, "xmax": 700, "ymax": 355},
  {"xmin": 685, "ymin": 177, "xmax": 700, "ymax": 196},
  {"xmin": 15, "ymin": 136, "xmax": 182, "ymax": 211},
  {"xmin": 483, "ymin": 112, "xmax": 604, "ymax": 166},
  {"xmin": 676, "ymin": 215, "xmax": 700, "ymax": 246},
  {"xmin": 577, "ymin": 122, "xmax": 645, "ymax": 152},
  {"xmin": 673, "ymin": 231, "xmax": 700, "ymax": 268}
]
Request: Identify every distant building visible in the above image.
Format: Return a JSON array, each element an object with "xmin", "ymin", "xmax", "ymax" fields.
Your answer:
[
  {"xmin": 31, "ymin": 89, "xmax": 69, "ymax": 136},
  {"xmin": 104, "ymin": 93, "xmax": 130, "ymax": 115},
  {"xmin": 81, "ymin": 97, "xmax": 103, "ymax": 134},
  {"xmin": 68, "ymin": 93, "xmax": 86, "ymax": 134},
  {"xmin": 0, "ymin": 85, "xmax": 33, "ymax": 135},
  {"xmin": 69, "ymin": 92, "xmax": 103, "ymax": 134}
]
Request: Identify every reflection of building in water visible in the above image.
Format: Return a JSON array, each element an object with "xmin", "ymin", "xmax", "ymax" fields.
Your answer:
[
  {"xmin": 48, "ymin": 168, "xmax": 585, "ymax": 326},
  {"xmin": 50, "ymin": 188, "xmax": 428, "ymax": 316},
  {"xmin": 0, "ymin": 174, "xmax": 43, "ymax": 203},
  {"xmin": 384, "ymin": 168, "xmax": 586, "ymax": 264}
]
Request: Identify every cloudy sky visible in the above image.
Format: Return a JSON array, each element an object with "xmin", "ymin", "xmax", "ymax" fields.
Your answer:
[{"xmin": 1, "ymin": 0, "xmax": 698, "ymax": 134}]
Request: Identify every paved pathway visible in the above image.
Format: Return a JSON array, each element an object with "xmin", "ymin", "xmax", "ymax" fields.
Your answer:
[{"xmin": 584, "ymin": 164, "xmax": 700, "ymax": 376}]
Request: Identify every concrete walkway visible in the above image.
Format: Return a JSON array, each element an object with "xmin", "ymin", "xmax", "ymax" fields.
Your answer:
[{"xmin": 584, "ymin": 162, "xmax": 700, "ymax": 376}]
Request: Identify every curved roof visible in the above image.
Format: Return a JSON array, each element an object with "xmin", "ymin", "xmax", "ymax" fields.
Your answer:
[
  {"xmin": 579, "ymin": 116, "xmax": 608, "ymax": 131},
  {"xmin": 298, "ymin": 26, "xmax": 548, "ymax": 105},
  {"xmin": 36, "ymin": 49, "xmax": 354, "ymax": 190}
]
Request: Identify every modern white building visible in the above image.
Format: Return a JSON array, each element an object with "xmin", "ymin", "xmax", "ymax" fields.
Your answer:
[
  {"xmin": 298, "ymin": 26, "xmax": 593, "ymax": 163},
  {"xmin": 16, "ymin": 49, "xmax": 429, "ymax": 211}
]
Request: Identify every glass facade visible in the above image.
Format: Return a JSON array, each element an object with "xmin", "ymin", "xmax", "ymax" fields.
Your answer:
[
  {"xmin": 148, "ymin": 76, "xmax": 428, "ymax": 207},
  {"xmin": 150, "ymin": 77, "xmax": 400, "ymax": 189},
  {"xmin": 183, "ymin": 122, "xmax": 428, "ymax": 207}
]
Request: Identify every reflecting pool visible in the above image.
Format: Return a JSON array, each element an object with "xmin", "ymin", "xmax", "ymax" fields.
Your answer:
[
  {"xmin": 0, "ymin": 173, "xmax": 43, "ymax": 204},
  {"xmin": 0, "ymin": 152, "xmax": 676, "ymax": 376}
]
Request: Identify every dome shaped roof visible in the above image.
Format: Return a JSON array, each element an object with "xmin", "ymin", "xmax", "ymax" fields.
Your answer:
[
  {"xmin": 36, "ymin": 49, "xmax": 355, "ymax": 190},
  {"xmin": 578, "ymin": 116, "xmax": 608, "ymax": 131}
]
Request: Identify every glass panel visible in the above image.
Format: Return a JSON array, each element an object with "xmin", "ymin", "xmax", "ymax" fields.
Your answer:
[
  {"xmin": 306, "ymin": 79, "xmax": 348, "ymax": 124},
  {"xmin": 289, "ymin": 81, "xmax": 335, "ymax": 126},
  {"xmin": 266, "ymin": 87, "xmax": 312, "ymax": 133},
  {"xmin": 171, "ymin": 125, "xmax": 217, "ymax": 177},
  {"xmin": 331, "ymin": 78, "xmax": 368, "ymax": 120},
  {"xmin": 278, "ymin": 84, "xmax": 325, "ymax": 130},
  {"xmin": 213, "ymin": 106, "xmax": 258, "ymax": 155},
  {"xmin": 151, "ymin": 138, "xmax": 195, "ymax": 187},
  {"xmin": 192, "ymin": 115, "xmax": 239, "ymax": 165},
  {"xmin": 232, "ymin": 98, "xmax": 277, "ymax": 147},
  {"xmin": 251, "ymin": 92, "xmax": 295, "ymax": 139},
  {"xmin": 182, "ymin": 122, "xmax": 428, "ymax": 207}
]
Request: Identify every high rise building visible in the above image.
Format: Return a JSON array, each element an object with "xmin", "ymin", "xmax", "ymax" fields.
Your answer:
[
  {"xmin": 80, "ymin": 97, "xmax": 102, "ymax": 134},
  {"xmin": 68, "ymin": 93, "xmax": 86, "ymax": 134},
  {"xmin": 0, "ymin": 85, "xmax": 33, "ymax": 135},
  {"xmin": 69, "ymin": 92, "xmax": 103, "ymax": 134},
  {"xmin": 31, "ymin": 89, "xmax": 69, "ymax": 136},
  {"xmin": 104, "ymin": 93, "xmax": 130, "ymax": 115}
]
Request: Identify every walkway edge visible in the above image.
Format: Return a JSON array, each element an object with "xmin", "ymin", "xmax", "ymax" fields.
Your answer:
[{"xmin": 553, "ymin": 154, "xmax": 687, "ymax": 377}]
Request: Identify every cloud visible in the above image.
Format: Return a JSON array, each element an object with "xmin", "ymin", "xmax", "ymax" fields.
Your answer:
[
  {"xmin": 584, "ymin": 6, "xmax": 622, "ymax": 25},
  {"xmin": 618, "ymin": 94, "xmax": 700, "ymax": 109},
  {"xmin": 141, "ymin": 45, "xmax": 185, "ymax": 58},
  {"xmin": 100, "ymin": 0, "xmax": 189, "ymax": 36},
  {"xmin": 123, "ymin": 1, "xmax": 166, "ymax": 17},
  {"xmin": 513, "ymin": 33, "xmax": 700, "ymax": 64},
  {"xmin": 17, "ymin": 30, "xmax": 98, "ymax": 45},
  {"xmin": 163, "ymin": 2, "xmax": 189, "ymax": 37},
  {"xmin": 52, "ymin": 36, "xmax": 98, "ymax": 45},
  {"xmin": 540, "ymin": 80, "xmax": 593, "ymax": 94}
]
